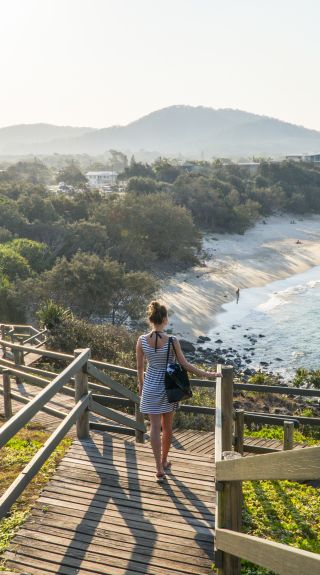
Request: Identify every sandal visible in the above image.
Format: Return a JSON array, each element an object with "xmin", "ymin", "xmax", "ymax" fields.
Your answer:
[
  {"xmin": 156, "ymin": 471, "xmax": 166, "ymax": 483},
  {"xmin": 162, "ymin": 460, "xmax": 172, "ymax": 471}
]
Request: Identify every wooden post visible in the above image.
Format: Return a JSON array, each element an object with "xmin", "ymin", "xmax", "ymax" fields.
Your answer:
[
  {"xmin": 0, "ymin": 324, "xmax": 6, "ymax": 357},
  {"xmin": 215, "ymin": 365, "xmax": 241, "ymax": 575},
  {"xmin": 13, "ymin": 349, "xmax": 23, "ymax": 385},
  {"xmin": 283, "ymin": 420, "xmax": 294, "ymax": 450},
  {"xmin": 234, "ymin": 409, "xmax": 244, "ymax": 455},
  {"xmin": 135, "ymin": 403, "xmax": 145, "ymax": 443},
  {"xmin": 215, "ymin": 365, "xmax": 234, "ymax": 460},
  {"xmin": 74, "ymin": 348, "xmax": 90, "ymax": 439},
  {"xmin": 3, "ymin": 370, "xmax": 13, "ymax": 420}
]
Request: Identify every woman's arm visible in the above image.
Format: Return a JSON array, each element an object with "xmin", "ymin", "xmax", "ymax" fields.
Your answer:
[
  {"xmin": 136, "ymin": 337, "xmax": 145, "ymax": 396},
  {"xmin": 172, "ymin": 338, "xmax": 218, "ymax": 379}
]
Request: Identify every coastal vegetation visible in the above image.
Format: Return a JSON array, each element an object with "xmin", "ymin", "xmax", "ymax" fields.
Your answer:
[
  {"xmin": 1, "ymin": 157, "xmax": 320, "ymax": 327},
  {"xmin": 0, "ymin": 418, "xmax": 71, "ymax": 570}
]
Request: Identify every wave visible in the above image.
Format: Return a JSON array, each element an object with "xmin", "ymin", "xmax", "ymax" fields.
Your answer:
[{"xmin": 258, "ymin": 279, "xmax": 320, "ymax": 313}]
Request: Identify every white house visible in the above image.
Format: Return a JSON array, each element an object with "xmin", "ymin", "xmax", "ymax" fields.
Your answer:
[
  {"xmin": 286, "ymin": 154, "xmax": 320, "ymax": 164},
  {"xmin": 86, "ymin": 171, "xmax": 117, "ymax": 188}
]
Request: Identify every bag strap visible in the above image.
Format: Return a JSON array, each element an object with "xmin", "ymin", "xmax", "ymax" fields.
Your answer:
[
  {"xmin": 166, "ymin": 336, "xmax": 180, "ymax": 368},
  {"xmin": 165, "ymin": 336, "xmax": 172, "ymax": 368}
]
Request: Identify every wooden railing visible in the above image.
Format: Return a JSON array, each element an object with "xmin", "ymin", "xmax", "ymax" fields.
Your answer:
[
  {"xmin": 0, "ymin": 339, "xmax": 146, "ymax": 520},
  {"xmin": 1, "ymin": 329, "xmax": 320, "ymax": 455},
  {"xmin": 214, "ymin": 365, "xmax": 320, "ymax": 575}
]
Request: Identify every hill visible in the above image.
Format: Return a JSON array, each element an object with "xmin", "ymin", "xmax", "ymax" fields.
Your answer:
[
  {"xmin": 0, "ymin": 123, "xmax": 94, "ymax": 155},
  {"xmin": 1, "ymin": 106, "xmax": 320, "ymax": 157}
]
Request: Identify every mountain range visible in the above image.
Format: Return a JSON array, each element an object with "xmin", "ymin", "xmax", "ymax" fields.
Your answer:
[{"xmin": 1, "ymin": 106, "xmax": 320, "ymax": 158}]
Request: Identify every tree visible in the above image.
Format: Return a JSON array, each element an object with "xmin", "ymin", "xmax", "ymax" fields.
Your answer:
[
  {"xmin": 0, "ymin": 227, "xmax": 12, "ymax": 243},
  {"xmin": 0, "ymin": 275, "xmax": 25, "ymax": 323},
  {"xmin": 107, "ymin": 150, "xmax": 128, "ymax": 173},
  {"xmin": 6, "ymin": 160, "xmax": 51, "ymax": 185},
  {"xmin": 109, "ymin": 271, "xmax": 157, "ymax": 325},
  {"xmin": 126, "ymin": 177, "xmax": 158, "ymax": 195},
  {"xmin": 119, "ymin": 158, "xmax": 154, "ymax": 180},
  {"xmin": 0, "ymin": 245, "xmax": 31, "ymax": 280},
  {"xmin": 8, "ymin": 238, "xmax": 50, "ymax": 272},
  {"xmin": 56, "ymin": 163, "xmax": 88, "ymax": 187},
  {"xmin": 153, "ymin": 158, "xmax": 182, "ymax": 183},
  {"xmin": 26, "ymin": 252, "xmax": 157, "ymax": 323},
  {"xmin": 0, "ymin": 197, "xmax": 27, "ymax": 233}
]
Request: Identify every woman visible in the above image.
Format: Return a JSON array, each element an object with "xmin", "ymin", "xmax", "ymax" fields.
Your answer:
[{"xmin": 136, "ymin": 300, "xmax": 218, "ymax": 482}]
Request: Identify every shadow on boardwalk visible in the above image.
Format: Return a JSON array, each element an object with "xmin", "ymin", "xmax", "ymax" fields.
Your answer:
[{"xmin": 7, "ymin": 433, "xmax": 215, "ymax": 574}]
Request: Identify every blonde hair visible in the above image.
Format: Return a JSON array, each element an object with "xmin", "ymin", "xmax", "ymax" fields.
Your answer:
[{"xmin": 147, "ymin": 300, "xmax": 168, "ymax": 325}]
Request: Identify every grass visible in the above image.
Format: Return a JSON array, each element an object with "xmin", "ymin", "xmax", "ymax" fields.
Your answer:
[
  {"xmin": 0, "ymin": 418, "xmax": 72, "ymax": 571},
  {"xmin": 240, "ymin": 424, "xmax": 320, "ymax": 574}
]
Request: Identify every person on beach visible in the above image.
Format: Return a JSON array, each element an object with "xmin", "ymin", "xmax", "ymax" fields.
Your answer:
[
  {"xmin": 236, "ymin": 287, "xmax": 240, "ymax": 303},
  {"xmin": 136, "ymin": 300, "xmax": 218, "ymax": 482}
]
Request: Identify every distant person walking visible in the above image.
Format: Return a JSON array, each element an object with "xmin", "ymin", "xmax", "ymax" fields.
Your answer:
[
  {"xmin": 136, "ymin": 301, "xmax": 217, "ymax": 482},
  {"xmin": 236, "ymin": 287, "xmax": 240, "ymax": 303}
]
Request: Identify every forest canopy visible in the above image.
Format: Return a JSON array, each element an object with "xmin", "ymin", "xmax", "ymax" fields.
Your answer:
[{"xmin": 1, "ymin": 156, "xmax": 320, "ymax": 325}]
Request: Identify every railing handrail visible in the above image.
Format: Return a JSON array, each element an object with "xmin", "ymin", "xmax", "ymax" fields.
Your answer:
[
  {"xmin": 0, "ymin": 348, "xmax": 90, "ymax": 448},
  {"xmin": 216, "ymin": 444, "xmax": 320, "ymax": 482},
  {"xmin": 214, "ymin": 365, "xmax": 320, "ymax": 575},
  {"xmin": 0, "ymin": 394, "xmax": 90, "ymax": 519},
  {"xmin": 2, "ymin": 335, "xmax": 320, "ymax": 397}
]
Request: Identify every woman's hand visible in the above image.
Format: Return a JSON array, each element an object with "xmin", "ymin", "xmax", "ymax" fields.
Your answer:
[
  {"xmin": 138, "ymin": 383, "xmax": 143, "ymax": 396},
  {"xmin": 204, "ymin": 371, "xmax": 219, "ymax": 379}
]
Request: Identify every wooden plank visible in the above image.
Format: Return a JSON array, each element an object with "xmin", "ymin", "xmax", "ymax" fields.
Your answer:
[
  {"xmin": 34, "ymin": 498, "xmax": 213, "ymax": 542},
  {"xmin": 90, "ymin": 422, "xmax": 136, "ymax": 435},
  {"xmin": 0, "ymin": 338, "xmax": 74, "ymax": 361},
  {"xmin": 90, "ymin": 398, "xmax": 145, "ymax": 433},
  {"xmin": 6, "ymin": 540, "xmax": 208, "ymax": 575},
  {"xmin": 234, "ymin": 381, "xmax": 320, "ymax": 398},
  {"xmin": 14, "ymin": 530, "xmax": 213, "ymax": 574},
  {"xmin": 39, "ymin": 487, "xmax": 214, "ymax": 530},
  {"xmin": 67, "ymin": 442, "xmax": 215, "ymax": 477},
  {"xmin": 91, "ymin": 394, "xmax": 132, "ymax": 407},
  {"xmin": 1, "ymin": 366, "xmax": 76, "ymax": 399},
  {"xmin": 10, "ymin": 390, "xmax": 66, "ymax": 420},
  {"xmin": 0, "ymin": 348, "xmax": 90, "ymax": 448},
  {"xmin": 216, "ymin": 445, "xmax": 320, "ymax": 481},
  {"xmin": 52, "ymin": 469, "xmax": 215, "ymax": 509},
  {"xmin": 215, "ymin": 528, "xmax": 320, "ymax": 575},
  {"xmin": 62, "ymin": 446, "xmax": 215, "ymax": 482},
  {"xmin": 74, "ymin": 348, "xmax": 90, "ymax": 439},
  {"xmin": 19, "ymin": 523, "xmax": 212, "ymax": 567},
  {"xmin": 60, "ymin": 456, "xmax": 214, "ymax": 491},
  {"xmin": 0, "ymin": 395, "xmax": 89, "ymax": 519},
  {"xmin": 48, "ymin": 477, "xmax": 214, "ymax": 518},
  {"xmin": 215, "ymin": 365, "xmax": 233, "ymax": 462},
  {"xmin": 85, "ymin": 433, "xmax": 215, "ymax": 464},
  {"xmin": 87, "ymin": 361, "xmax": 140, "ymax": 404},
  {"xmin": 29, "ymin": 508, "xmax": 213, "ymax": 557}
]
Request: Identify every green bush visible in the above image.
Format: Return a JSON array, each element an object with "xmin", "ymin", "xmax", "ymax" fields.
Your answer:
[{"xmin": 293, "ymin": 368, "xmax": 320, "ymax": 390}]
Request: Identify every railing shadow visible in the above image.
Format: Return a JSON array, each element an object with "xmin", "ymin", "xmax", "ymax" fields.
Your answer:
[{"xmin": 53, "ymin": 432, "xmax": 158, "ymax": 574}]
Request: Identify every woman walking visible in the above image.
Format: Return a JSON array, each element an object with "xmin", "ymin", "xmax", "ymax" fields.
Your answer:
[{"xmin": 136, "ymin": 300, "xmax": 218, "ymax": 482}]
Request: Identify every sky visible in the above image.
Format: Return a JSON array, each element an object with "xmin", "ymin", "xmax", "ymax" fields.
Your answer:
[{"xmin": 1, "ymin": 0, "xmax": 320, "ymax": 130}]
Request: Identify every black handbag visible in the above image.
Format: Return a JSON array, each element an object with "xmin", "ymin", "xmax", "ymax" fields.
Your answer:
[{"xmin": 165, "ymin": 337, "xmax": 193, "ymax": 403}]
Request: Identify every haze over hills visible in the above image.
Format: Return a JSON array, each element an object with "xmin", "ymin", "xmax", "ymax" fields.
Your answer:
[{"xmin": 1, "ymin": 106, "xmax": 320, "ymax": 158}]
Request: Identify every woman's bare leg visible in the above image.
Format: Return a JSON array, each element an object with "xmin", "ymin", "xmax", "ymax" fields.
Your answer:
[
  {"xmin": 161, "ymin": 411, "xmax": 174, "ymax": 467},
  {"xmin": 149, "ymin": 414, "xmax": 163, "ymax": 474}
]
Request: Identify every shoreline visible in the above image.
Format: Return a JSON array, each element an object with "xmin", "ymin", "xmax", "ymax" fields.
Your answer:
[{"xmin": 161, "ymin": 215, "xmax": 320, "ymax": 341}]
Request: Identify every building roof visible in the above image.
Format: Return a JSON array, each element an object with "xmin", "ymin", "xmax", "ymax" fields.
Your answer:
[{"xmin": 86, "ymin": 171, "xmax": 117, "ymax": 176}]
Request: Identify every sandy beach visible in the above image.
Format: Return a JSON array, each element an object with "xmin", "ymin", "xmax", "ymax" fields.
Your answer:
[{"xmin": 161, "ymin": 215, "xmax": 320, "ymax": 341}]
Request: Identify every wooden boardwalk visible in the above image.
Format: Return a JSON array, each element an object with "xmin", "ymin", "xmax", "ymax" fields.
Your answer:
[
  {"xmin": 0, "ymin": 353, "xmax": 311, "ymax": 575},
  {"xmin": 0, "ymin": 375, "xmax": 308, "ymax": 455},
  {"xmin": 4, "ymin": 433, "xmax": 216, "ymax": 575}
]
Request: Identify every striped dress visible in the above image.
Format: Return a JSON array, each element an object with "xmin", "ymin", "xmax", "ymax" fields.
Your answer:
[{"xmin": 140, "ymin": 334, "xmax": 178, "ymax": 414}]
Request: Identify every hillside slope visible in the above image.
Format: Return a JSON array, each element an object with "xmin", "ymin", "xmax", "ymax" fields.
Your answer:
[{"xmin": 1, "ymin": 106, "xmax": 320, "ymax": 157}]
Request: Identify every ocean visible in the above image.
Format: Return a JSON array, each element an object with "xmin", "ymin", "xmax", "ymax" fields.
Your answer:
[{"xmin": 209, "ymin": 264, "xmax": 320, "ymax": 380}]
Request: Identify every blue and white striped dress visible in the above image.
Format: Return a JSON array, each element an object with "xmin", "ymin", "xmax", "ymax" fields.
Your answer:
[{"xmin": 140, "ymin": 334, "xmax": 178, "ymax": 414}]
